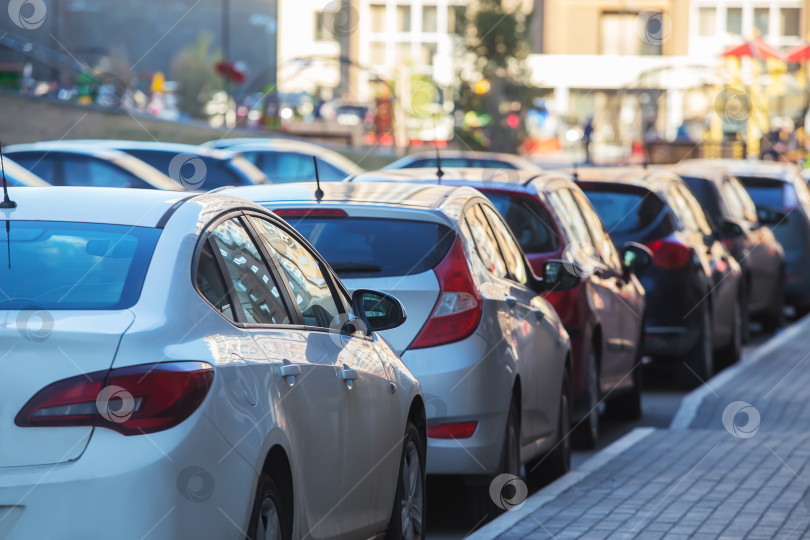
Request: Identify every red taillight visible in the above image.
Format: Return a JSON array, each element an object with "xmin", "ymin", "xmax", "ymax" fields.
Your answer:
[
  {"xmin": 643, "ymin": 239, "xmax": 692, "ymax": 270},
  {"xmin": 428, "ymin": 421, "xmax": 478, "ymax": 439},
  {"xmin": 16, "ymin": 362, "xmax": 214, "ymax": 436},
  {"xmin": 273, "ymin": 208, "xmax": 348, "ymax": 218},
  {"xmin": 410, "ymin": 236, "xmax": 483, "ymax": 349}
]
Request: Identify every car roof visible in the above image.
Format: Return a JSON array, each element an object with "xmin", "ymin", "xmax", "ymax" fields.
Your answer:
[
  {"xmin": 670, "ymin": 163, "xmax": 727, "ymax": 183},
  {"xmin": 222, "ymin": 181, "xmax": 482, "ymax": 220},
  {"xmin": 684, "ymin": 159, "xmax": 800, "ymax": 182},
  {"xmin": 351, "ymin": 167, "xmax": 543, "ymax": 186},
  {"xmin": 2, "ymin": 187, "xmax": 190, "ymax": 226},
  {"xmin": 572, "ymin": 166, "xmax": 680, "ymax": 189},
  {"xmin": 64, "ymin": 140, "xmax": 238, "ymax": 160},
  {"xmin": 221, "ymin": 139, "xmax": 363, "ymax": 174},
  {"xmin": 383, "ymin": 151, "xmax": 543, "ymax": 171}
]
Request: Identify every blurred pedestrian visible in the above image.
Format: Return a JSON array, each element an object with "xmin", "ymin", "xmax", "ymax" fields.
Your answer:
[{"xmin": 583, "ymin": 117, "xmax": 594, "ymax": 164}]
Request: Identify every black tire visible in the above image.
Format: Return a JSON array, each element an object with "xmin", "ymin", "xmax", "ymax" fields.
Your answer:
[
  {"xmin": 247, "ymin": 474, "xmax": 290, "ymax": 540},
  {"xmin": 572, "ymin": 348, "xmax": 599, "ymax": 449},
  {"xmin": 605, "ymin": 329, "xmax": 644, "ymax": 421},
  {"xmin": 526, "ymin": 369, "xmax": 571, "ymax": 489},
  {"xmin": 386, "ymin": 421, "xmax": 426, "ymax": 540},
  {"xmin": 675, "ymin": 306, "xmax": 713, "ymax": 389},
  {"xmin": 715, "ymin": 300, "xmax": 742, "ymax": 370},
  {"xmin": 761, "ymin": 287, "xmax": 785, "ymax": 333}
]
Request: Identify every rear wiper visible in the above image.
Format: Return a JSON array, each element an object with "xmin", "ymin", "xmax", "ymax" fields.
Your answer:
[{"xmin": 329, "ymin": 262, "xmax": 383, "ymax": 273}]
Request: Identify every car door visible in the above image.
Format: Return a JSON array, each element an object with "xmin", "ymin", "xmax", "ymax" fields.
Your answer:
[
  {"xmin": 203, "ymin": 216, "xmax": 346, "ymax": 540},
  {"xmin": 573, "ymin": 189, "xmax": 642, "ymax": 386},
  {"xmin": 481, "ymin": 204, "xmax": 564, "ymax": 444},
  {"xmin": 247, "ymin": 214, "xmax": 400, "ymax": 539}
]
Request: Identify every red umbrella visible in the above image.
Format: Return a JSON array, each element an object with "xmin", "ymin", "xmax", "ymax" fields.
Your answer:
[
  {"xmin": 784, "ymin": 42, "xmax": 810, "ymax": 63},
  {"xmin": 721, "ymin": 36, "xmax": 783, "ymax": 61}
]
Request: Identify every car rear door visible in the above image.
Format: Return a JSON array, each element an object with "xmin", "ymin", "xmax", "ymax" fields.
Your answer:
[{"xmin": 247, "ymin": 214, "xmax": 401, "ymax": 539}]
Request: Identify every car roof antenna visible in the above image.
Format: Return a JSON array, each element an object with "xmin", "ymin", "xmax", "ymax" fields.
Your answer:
[
  {"xmin": 433, "ymin": 117, "xmax": 444, "ymax": 184},
  {"xmin": 0, "ymin": 139, "xmax": 16, "ymax": 209},
  {"xmin": 313, "ymin": 156, "xmax": 324, "ymax": 202}
]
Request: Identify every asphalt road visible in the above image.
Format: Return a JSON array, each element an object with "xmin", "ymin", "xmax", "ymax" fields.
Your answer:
[{"xmin": 425, "ymin": 324, "xmax": 775, "ymax": 539}]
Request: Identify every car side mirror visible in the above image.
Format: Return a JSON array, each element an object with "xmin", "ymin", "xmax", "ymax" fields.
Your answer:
[
  {"xmin": 715, "ymin": 219, "xmax": 744, "ymax": 240},
  {"xmin": 756, "ymin": 206, "xmax": 787, "ymax": 226},
  {"xmin": 351, "ymin": 289, "xmax": 407, "ymax": 334},
  {"xmin": 537, "ymin": 260, "xmax": 581, "ymax": 293},
  {"xmin": 620, "ymin": 242, "xmax": 653, "ymax": 275}
]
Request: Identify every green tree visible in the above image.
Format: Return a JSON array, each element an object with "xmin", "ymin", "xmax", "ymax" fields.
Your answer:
[{"xmin": 170, "ymin": 32, "xmax": 223, "ymax": 118}]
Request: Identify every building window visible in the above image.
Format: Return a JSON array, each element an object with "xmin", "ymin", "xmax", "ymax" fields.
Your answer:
[
  {"xmin": 698, "ymin": 7, "xmax": 716, "ymax": 36},
  {"xmin": 640, "ymin": 10, "xmax": 665, "ymax": 55},
  {"xmin": 726, "ymin": 7, "xmax": 742, "ymax": 35},
  {"xmin": 754, "ymin": 7, "xmax": 769, "ymax": 36},
  {"xmin": 781, "ymin": 8, "xmax": 800, "ymax": 37},
  {"xmin": 370, "ymin": 4, "xmax": 386, "ymax": 32},
  {"xmin": 370, "ymin": 42, "xmax": 386, "ymax": 65},
  {"xmin": 600, "ymin": 12, "xmax": 663, "ymax": 55},
  {"xmin": 420, "ymin": 43, "xmax": 437, "ymax": 65},
  {"xmin": 314, "ymin": 10, "xmax": 337, "ymax": 41},
  {"xmin": 448, "ymin": 5, "xmax": 466, "ymax": 35},
  {"xmin": 422, "ymin": 5, "xmax": 437, "ymax": 33},
  {"xmin": 397, "ymin": 5, "xmax": 411, "ymax": 32},
  {"xmin": 396, "ymin": 42, "xmax": 412, "ymax": 63}
]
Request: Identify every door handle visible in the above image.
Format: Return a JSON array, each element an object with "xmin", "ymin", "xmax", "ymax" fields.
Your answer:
[
  {"xmin": 279, "ymin": 361, "xmax": 300, "ymax": 386},
  {"xmin": 340, "ymin": 364, "xmax": 358, "ymax": 389},
  {"xmin": 532, "ymin": 309, "xmax": 545, "ymax": 322},
  {"xmin": 505, "ymin": 296, "xmax": 517, "ymax": 308}
]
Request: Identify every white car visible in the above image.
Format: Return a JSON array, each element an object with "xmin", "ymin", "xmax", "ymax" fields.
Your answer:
[
  {"xmin": 0, "ymin": 187, "xmax": 425, "ymax": 540},
  {"xmin": 225, "ymin": 182, "xmax": 579, "ymax": 510}
]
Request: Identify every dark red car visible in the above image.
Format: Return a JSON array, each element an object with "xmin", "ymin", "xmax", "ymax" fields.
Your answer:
[{"xmin": 347, "ymin": 168, "xmax": 650, "ymax": 448}]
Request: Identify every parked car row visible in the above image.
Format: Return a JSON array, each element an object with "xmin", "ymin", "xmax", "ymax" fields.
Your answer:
[{"xmin": 0, "ymin": 142, "xmax": 802, "ymax": 539}]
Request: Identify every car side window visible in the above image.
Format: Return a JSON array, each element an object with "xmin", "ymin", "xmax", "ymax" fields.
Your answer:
[
  {"xmin": 464, "ymin": 204, "xmax": 508, "ymax": 279},
  {"xmin": 728, "ymin": 177, "xmax": 758, "ymax": 223},
  {"xmin": 249, "ymin": 216, "xmax": 344, "ymax": 328},
  {"xmin": 573, "ymin": 189, "xmax": 622, "ymax": 268},
  {"xmin": 720, "ymin": 179, "xmax": 746, "ymax": 220},
  {"xmin": 481, "ymin": 205, "xmax": 527, "ymax": 285},
  {"xmin": 676, "ymin": 183, "xmax": 713, "ymax": 236},
  {"xmin": 9, "ymin": 153, "xmax": 56, "ymax": 184},
  {"xmin": 548, "ymin": 189, "xmax": 594, "ymax": 246},
  {"xmin": 664, "ymin": 183, "xmax": 699, "ymax": 232},
  {"xmin": 62, "ymin": 156, "xmax": 151, "ymax": 189},
  {"xmin": 208, "ymin": 218, "xmax": 292, "ymax": 325},
  {"xmin": 196, "ymin": 240, "xmax": 235, "ymax": 320}
]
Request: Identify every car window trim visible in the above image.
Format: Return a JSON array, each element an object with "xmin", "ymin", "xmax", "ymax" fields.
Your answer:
[{"xmin": 479, "ymin": 201, "xmax": 528, "ymax": 285}]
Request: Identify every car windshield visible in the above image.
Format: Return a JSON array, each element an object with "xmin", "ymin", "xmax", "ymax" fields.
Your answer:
[
  {"xmin": 280, "ymin": 216, "xmax": 455, "ymax": 278},
  {"xmin": 485, "ymin": 192, "xmax": 559, "ymax": 253},
  {"xmin": 0, "ymin": 221, "xmax": 160, "ymax": 309},
  {"xmin": 580, "ymin": 186, "xmax": 675, "ymax": 244},
  {"xmin": 123, "ymin": 149, "xmax": 251, "ymax": 189}
]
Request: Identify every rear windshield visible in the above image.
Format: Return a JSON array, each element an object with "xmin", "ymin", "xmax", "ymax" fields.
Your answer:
[
  {"xmin": 281, "ymin": 216, "xmax": 455, "ymax": 278},
  {"xmin": 485, "ymin": 192, "xmax": 559, "ymax": 253},
  {"xmin": 123, "ymin": 149, "xmax": 250, "ymax": 189},
  {"xmin": 401, "ymin": 157, "xmax": 517, "ymax": 170},
  {"xmin": 580, "ymin": 186, "xmax": 675, "ymax": 243},
  {"xmin": 737, "ymin": 177, "xmax": 788, "ymax": 209},
  {"xmin": 0, "ymin": 221, "xmax": 160, "ymax": 309}
]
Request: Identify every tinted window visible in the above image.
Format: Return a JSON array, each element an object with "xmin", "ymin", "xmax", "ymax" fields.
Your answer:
[
  {"xmin": 547, "ymin": 189, "xmax": 592, "ymax": 246},
  {"xmin": 249, "ymin": 151, "xmax": 345, "ymax": 183},
  {"xmin": 8, "ymin": 153, "xmax": 56, "ymax": 184},
  {"xmin": 62, "ymin": 156, "xmax": 151, "ymax": 188},
  {"xmin": 727, "ymin": 177, "xmax": 758, "ymax": 223},
  {"xmin": 465, "ymin": 204, "xmax": 508, "ymax": 278},
  {"xmin": 481, "ymin": 205, "xmax": 527, "ymax": 284},
  {"xmin": 738, "ymin": 178, "xmax": 789, "ymax": 209},
  {"xmin": 250, "ymin": 217, "xmax": 342, "ymax": 328},
  {"xmin": 283, "ymin": 216, "xmax": 454, "ymax": 278},
  {"xmin": 580, "ymin": 186, "xmax": 675, "ymax": 244},
  {"xmin": 486, "ymin": 192, "xmax": 559, "ymax": 253},
  {"xmin": 682, "ymin": 176, "xmax": 722, "ymax": 222},
  {"xmin": 402, "ymin": 157, "xmax": 518, "ymax": 170},
  {"xmin": 208, "ymin": 219, "xmax": 291, "ymax": 325},
  {"xmin": 196, "ymin": 240, "xmax": 235, "ymax": 320},
  {"xmin": 0, "ymin": 221, "xmax": 159, "ymax": 309},
  {"xmin": 672, "ymin": 183, "xmax": 713, "ymax": 236},
  {"xmin": 573, "ymin": 189, "xmax": 622, "ymax": 268},
  {"xmin": 124, "ymin": 150, "xmax": 248, "ymax": 189}
]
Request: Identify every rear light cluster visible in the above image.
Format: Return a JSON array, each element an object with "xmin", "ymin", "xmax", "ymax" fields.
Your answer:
[
  {"xmin": 16, "ymin": 362, "xmax": 214, "ymax": 436},
  {"xmin": 410, "ymin": 236, "xmax": 483, "ymax": 349},
  {"xmin": 643, "ymin": 239, "xmax": 692, "ymax": 270}
]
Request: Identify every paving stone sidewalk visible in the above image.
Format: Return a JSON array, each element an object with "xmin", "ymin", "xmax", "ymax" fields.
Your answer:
[{"xmin": 470, "ymin": 318, "xmax": 810, "ymax": 540}]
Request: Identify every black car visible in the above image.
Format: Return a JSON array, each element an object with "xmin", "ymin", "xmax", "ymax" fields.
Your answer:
[
  {"xmin": 576, "ymin": 167, "xmax": 743, "ymax": 386},
  {"xmin": 675, "ymin": 164, "xmax": 785, "ymax": 334}
]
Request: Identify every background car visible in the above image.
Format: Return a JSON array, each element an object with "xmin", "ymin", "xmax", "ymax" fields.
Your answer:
[
  {"xmin": 346, "ymin": 168, "xmax": 650, "ymax": 449},
  {"xmin": 5, "ymin": 142, "xmax": 183, "ymax": 189},
  {"xmin": 204, "ymin": 138, "xmax": 363, "ymax": 183},
  {"xmin": 226, "ymin": 181, "xmax": 578, "ymax": 510},
  {"xmin": 66, "ymin": 140, "xmax": 268, "ymax": 190},
  {"xmin": 1, "ymin": 156, "xmax": 51, "ymax": 187},
  {"xmin": 382, "ymin": 150, "xmax": 544, "ymax": 172},
  {"xmin": 576, "ymin": 167, "xmax": 744, "ymax": 386},
  {"xmin": 0, "ymin": 186, "xmax": 425, "ymax": 540},
  {"xmin": 675, "ymin": 163, "xmax": 785, "ymax": 333},
  {"xmin": 693, "ymin": 159, "xmax": 810, "ymax": 316}
]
